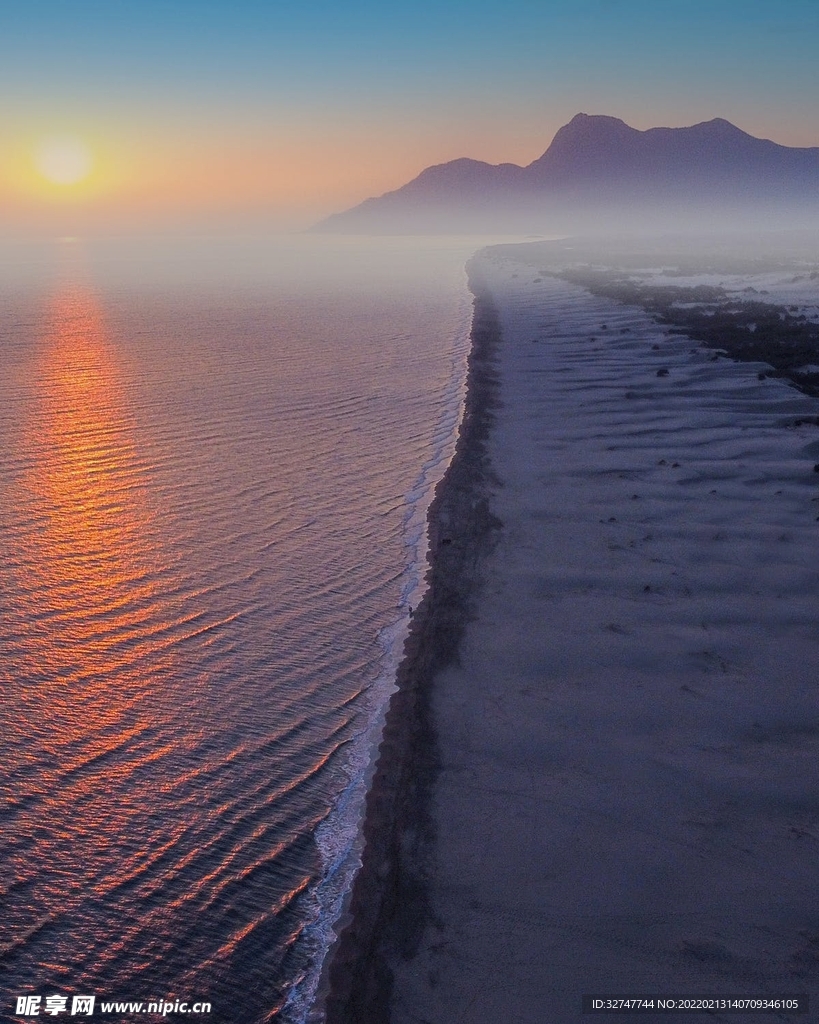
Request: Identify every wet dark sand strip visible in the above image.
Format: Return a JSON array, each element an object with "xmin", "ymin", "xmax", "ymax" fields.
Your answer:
[{"xmin": 323, "ymin": 257, "xmax": 502, "ymax": 1024}]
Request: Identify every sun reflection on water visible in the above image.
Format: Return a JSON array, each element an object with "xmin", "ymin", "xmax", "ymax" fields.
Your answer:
[
  {"xmin": 18, "ymin": 280, "xmax": 175, "ymax": 687},
  {"xmin": 1, "ymin": 271, "xmax": 204, "ymax": 987}
]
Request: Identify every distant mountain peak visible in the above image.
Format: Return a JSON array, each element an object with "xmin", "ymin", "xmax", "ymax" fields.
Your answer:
[
  {"xmin": 689, "ymin": 116, "xmax": 751, "ymax": 136},
  {"xmin": 532, "ymin": 113, "xmax": 639, "ymax": 166},
  {"xmin": 551, "ymin": 112, "xmax": 635, "ymax": 138},
  {"xmin": 566, "ymin": 112, "xmax": 629, "ymax": 127}
]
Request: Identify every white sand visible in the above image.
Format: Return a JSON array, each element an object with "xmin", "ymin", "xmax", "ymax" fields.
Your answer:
[{"xmin": 389, "ymin": 254, "xmax": 819, "ymax": 1023}]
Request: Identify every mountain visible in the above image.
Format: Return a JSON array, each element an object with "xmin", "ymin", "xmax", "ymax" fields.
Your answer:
[{"xmin": 314, "ymin": 114, "xmax": 819, "ymax": 233}]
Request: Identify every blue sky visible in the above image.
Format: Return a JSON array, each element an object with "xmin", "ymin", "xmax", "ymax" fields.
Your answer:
[{"xmin": 4, "ymin": 0, "xmax": 817, "ymax": 124}]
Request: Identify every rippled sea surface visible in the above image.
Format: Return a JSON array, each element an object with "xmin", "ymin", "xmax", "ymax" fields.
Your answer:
[{"xmin": 0, "ymin": 235, "xmax": 474, "ymax": 1022}]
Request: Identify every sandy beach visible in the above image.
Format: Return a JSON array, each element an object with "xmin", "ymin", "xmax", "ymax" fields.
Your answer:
[{"xmin": 325, "ymin": 243, "xmax": 819, "ymax": 1023}]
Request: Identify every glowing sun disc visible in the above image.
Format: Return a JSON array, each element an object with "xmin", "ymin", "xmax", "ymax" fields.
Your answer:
[{"xmin": 35, "ymin": 137, "xmax": 93, "ymax": 185}]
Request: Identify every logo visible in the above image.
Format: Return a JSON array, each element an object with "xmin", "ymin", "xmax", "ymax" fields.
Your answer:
[{"xmin": 15, "ymin": 995, "xmax": 95, "ymax": 1017}]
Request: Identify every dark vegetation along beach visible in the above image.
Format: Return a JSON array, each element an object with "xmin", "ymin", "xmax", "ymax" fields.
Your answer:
[
  {"xmin": 324, "ymin": 236, "xmax": 819, "ymax": 1023},
  {"xmin": 502, "ymin": 236, "xmax": 819, "ymax": 398}
]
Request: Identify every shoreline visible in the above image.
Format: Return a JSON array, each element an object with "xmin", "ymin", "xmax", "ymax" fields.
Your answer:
[{"xmin": 322, "ymin": 257, "xmax": 502, "ymax": 1024}]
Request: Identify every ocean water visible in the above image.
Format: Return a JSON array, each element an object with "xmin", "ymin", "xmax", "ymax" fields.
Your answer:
[{"xmin": 0, "ymin": 234, "xmax": 477, "ymax": 1022}]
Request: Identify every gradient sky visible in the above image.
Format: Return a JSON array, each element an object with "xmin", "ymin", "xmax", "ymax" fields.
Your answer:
[{"xmin": 2, "ymin": 0, "xmax": 818, "ymax": 233}]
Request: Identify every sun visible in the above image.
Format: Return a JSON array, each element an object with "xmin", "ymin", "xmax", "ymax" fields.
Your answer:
[{"xmin": 34, "ymin": 136, "xmax": 94, "ymax": 186}]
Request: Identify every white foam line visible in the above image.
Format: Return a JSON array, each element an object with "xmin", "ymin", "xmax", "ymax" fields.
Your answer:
[{"xmin": 283, "ymin": 284, "xmax": 473, "ymax": 1024}]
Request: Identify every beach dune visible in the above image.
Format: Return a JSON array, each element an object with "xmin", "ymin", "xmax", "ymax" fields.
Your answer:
[{"xmin": 326, "ymin": 247, "xmax": 819, "ymax": 1023}]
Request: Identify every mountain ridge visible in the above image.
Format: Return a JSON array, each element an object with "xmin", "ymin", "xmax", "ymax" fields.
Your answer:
[{"xmin": 315, "ymin": 114, "xmax": 819, "ymax": 233}]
